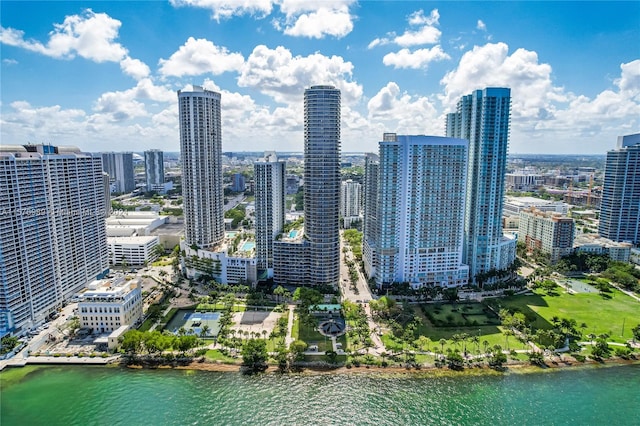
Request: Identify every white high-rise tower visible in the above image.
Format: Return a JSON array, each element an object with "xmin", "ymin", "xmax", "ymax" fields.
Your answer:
[
  {"xmin": 254, "ymin": 151, "xmax": 286, "ymax": 278},
  {"xmin": 178, "ymin": 86, "xmax": 224, "ymax": 249},
  {"xmin": 0, "ymin": 144, "xmax": 108, "ymax": 335},
  {"xmin": 370, "ymin": 134, "xmax": 469, "ymax": 288}
]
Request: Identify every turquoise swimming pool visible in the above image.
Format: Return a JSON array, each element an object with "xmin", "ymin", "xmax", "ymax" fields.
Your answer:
[
  {"xmin": 289, "ymin": 230, "xmax": 298, "ymax": 238},
  {"xmin": 241, "ymin": 241, "xmax": 255, "ymax": 251}
]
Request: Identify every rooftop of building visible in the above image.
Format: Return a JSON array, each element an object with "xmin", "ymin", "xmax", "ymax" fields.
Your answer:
[
  {"xmin": 574, "ymin": 234, "xmax": 633, "ymax": 248},
  {"xmin": 505, "ymin": 196, "xmax": 565, "ymax": 205},
  {"xmin": 107, "ymin": 235, "xmax": 159, "ymax": 244},
  {"xmin": 520, "ymin": 207, "xmax": 572, "ymax": 221},
  {"xmin": 80, "ymin": 277, "xmax": 140, "ymax": 301}
]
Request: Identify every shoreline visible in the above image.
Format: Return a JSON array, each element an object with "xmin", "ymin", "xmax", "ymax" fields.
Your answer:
[{"xmin": 162, "ymin": 356, "xmax": 640, "ymax": 377}]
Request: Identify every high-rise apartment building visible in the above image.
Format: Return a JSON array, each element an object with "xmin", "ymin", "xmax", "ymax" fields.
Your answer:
[
  {"xmin": 340, "ymin": 179, "xmax": 361, "ymax": 228},
  {"xmin": 599, "ymin": 133, "xmax": 640, "ymax": 245},
  {"xmin": 363, "ymin": 153, "xmax": 380, "ymax": 278},
  {"xmin": 101, "ymin": 152, "xmax": 135, "ymax": 193},
  {"xmin": 178, "ymin": 86, "xmax": 224, "ymax": 249},
  {"xmin": 304, "ymin": 85, "xmax": 341, "ymax": 285},
  {"xmin": 0, "ymin": 144, "xmax": 109, "ymax": 336},
  {"xmin": 365, "ymin": 134, "xmax": 469, "ymax": 288},
  {"xmin": 231, "ymin": 173, "xmax": 246, "ymax": 192},
  {"xmin": 518, "ymin": 207, "xmax": 575, "ymax": 263},
  {"xmin": 254, "ymin": 151, "xmax": 286, "ymax": 277},
  {"xmin": 144, "ymin": 149, "xmax": 165, "ymax": 193},
  {"xmin": 446, "ymin": 87, "xmax": 516, "ymax": 282}
]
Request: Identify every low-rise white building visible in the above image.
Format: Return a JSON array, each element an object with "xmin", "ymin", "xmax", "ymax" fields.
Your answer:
[
  {"xmin": 78, "ymin": 278, "xmax": 143, "ymax": 334},
  {"xmin": 504, "ymin": 196, "xmax": 568, "ymax": 216},
  {"xmin": 108, "ymin": 236, "xmax": 160, "ymax": 266},
  {"xmin": 181, "ymin": 232, "xmax": 257, "ymax": 285},
  {"xmin": 573, "ymin": 234, "xmax": 632, "ymax": 263}
]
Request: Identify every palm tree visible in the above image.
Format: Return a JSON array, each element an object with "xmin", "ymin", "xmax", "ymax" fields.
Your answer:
[
  {"xmin": 439, "ymin": 338, "xmax": 447, "ymax": 354},
  {"xmin": 471, "ymin": 336, "xmax": 480, "ymax": 354},
  {"xmin": 579, "ymin": 322, "xmax": 588, "ymax": 337},
  {"xmin": 460, "ymin": 333, "xmax": 470, "ymax": 356},
  {"xmin": 262, "ymin": 330, "xmax": 268, "ymax": 340},
  {"xmin": 482, "ymin": 340, "xmax": 490, "ymax": 355},
  {"xmin": 452, "ymin": 334, "xmax": 461, "ymax": 351},
  {"xmin": 200, "ymin": 325, "xmax": 210, "ymax": 338}
]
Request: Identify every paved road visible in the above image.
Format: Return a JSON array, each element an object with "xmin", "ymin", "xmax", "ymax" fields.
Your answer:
[
  {"xmin": 339, "ymin": 231, "xmax": 386, "ymax": 355},
  {"xmin": 285, "ymin": 305, "xmax": 295, "ymax": 348}
]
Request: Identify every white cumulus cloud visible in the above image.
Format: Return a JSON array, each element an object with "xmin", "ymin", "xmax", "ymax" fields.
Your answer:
[
  {"xmin": 0, "ymin": 10, "xmax": 127, "ymax": 63},
  {"xmin": 382, "ymin": 46, "xmax": 450, "ymax": 69},
  {"xmin": 169, "ymin": 0, "xmax": 273, "ymax": 20},
  {"xmin": 367, "ymin": 82, "xmax": 440, "ymax": 135},
  {"xmin": 237, "ymin": 45, "xmax": 362, "ymax": 104},
  {"xmin": 120, "ymin": 57, "xmax": 150, "ymax": 80},
  {"xmin": 158, "ymin": 37, "xmax": 244, "ymax": 77},
  {"xmin": 477, "ymin": 20, "xmax": 487, "ymax": 31},
  {"xmin": 275, "ymin": 0, "xmax": 356, "ymax": 39}
]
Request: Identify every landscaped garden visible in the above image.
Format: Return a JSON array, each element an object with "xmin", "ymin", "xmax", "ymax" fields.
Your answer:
[{"xmin": 496, "ymin": 287, "xmax": 639, "ymax": 343}]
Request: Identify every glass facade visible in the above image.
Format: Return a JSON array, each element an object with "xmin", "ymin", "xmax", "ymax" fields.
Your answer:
[{"xmin": 304, "ymin": 86, "xmax": 341, "ymax": 286}]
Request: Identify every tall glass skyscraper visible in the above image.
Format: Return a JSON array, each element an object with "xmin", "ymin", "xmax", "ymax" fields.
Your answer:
[
  {"xmin": 446, "ymin": 87, "xmax": 515, "ymax": 283},
  {"xmin": 144, "ymin": 149, "xmax": 164, "ymax": 193},
  {"xmin": 304, "ymin": 85, "xmax": 341, "ymax": 286},
  {"xmin": 178, "ymin": 86, "xmax": 224, "ymax": 249},
  {"xmin": 599, "ymin": 133, "xmax": 640, "ymax": 245},
  {"xmin": 101, "ymin": 152, "xmax": 135, "ymax": 193}
]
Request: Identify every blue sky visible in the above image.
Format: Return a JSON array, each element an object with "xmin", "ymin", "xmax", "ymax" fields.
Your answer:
[{"xmin": 1, "ymin": 1, "xmax": 638, "ymax": 154}]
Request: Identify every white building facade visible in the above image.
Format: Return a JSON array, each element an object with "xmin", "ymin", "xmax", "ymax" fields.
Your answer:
[
  {"xmin": 254, "ymin": 152, "xmax": 286, "ymax": 278},
  {"xmin": 371, "ymin": 134, "xmax": 470, "ymax": 288},
  {"xmin": 79, "ymin": 278, "xmax": 143, "ymax": 334},
  {"xmin": 178, "ymin": 86, "xmax": 225, "ymax": 249},
  {"xmin": 341, "ymin": 179, "xmax": 361, "ymax": 228},
  {"xmin": 108, "ymin": 236, "xmax": 160, "ymax": 266},
  {"xmin": 0, "ymin": 145, "xmax": 109, "ymax": 336}
]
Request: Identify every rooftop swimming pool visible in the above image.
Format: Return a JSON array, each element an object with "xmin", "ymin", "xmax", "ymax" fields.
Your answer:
[
  {"xmin": 240, "ymin": 241, "xmax": 255, "ymax": 251},
  {"xmin": 289, "ymin": 230, "xmax": 298, "ymax": 238}
]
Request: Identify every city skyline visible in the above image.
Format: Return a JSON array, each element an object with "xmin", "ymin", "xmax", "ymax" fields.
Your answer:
[{"xmin": 1, "ymin": 1, "xmax": 638, "ymax": 155}]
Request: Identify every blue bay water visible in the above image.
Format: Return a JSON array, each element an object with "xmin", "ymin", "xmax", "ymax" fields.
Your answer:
[{"xmin": 1, "ymin": 364, "xmax": 639, "ymax": 425}]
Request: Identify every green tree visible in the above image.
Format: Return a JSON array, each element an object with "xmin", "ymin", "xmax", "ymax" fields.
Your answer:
[
  {"xmin": 241, "ymin": 338, "xmax": 268, "ymax": 372},
  {"xmin": 120, "ymin": 330, "xmax": 143, "ymax": 355},
  {"xmin": 325, "ymin": 350, "xmax": 338, "ymax": 364},
  {"xmin": 273, "ymin": 285, "xmax": 286, "ymax": 303},
  {"xmin": 632, "ymin": 324, "xmax": 640, "ymax": 342},
  {"xmin": 290, "ymin": 340, "xmax": 308, "ymax": 361}
]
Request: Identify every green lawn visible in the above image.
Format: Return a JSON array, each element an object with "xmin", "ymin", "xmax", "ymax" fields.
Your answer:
[
  {"xmin": 292, "ymin": 315, "xmax": 333, "ymax": 353},
  {"xmin": 381, "ymin": 329, "xmax": 526, "ymax": 356},
  {"xmin": 196, "ymin": 303, "xmax": 246, "ymax": 312},
  {"xmin": 498, "ymin": 288, "xmax": 639, "ymax": 343},
  {"xmin": 420, "ymin": 302, "xmax": 500, "ymax": 327},
  {"xmin": 204, "ymin": 349, "xmax": 238, "ymax": 363},
  {"xmin": 152, "ymin": 258, "xmax": 173, "ymax": 266}
]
